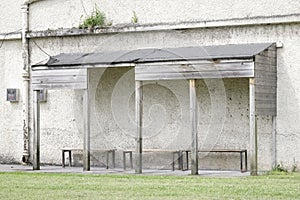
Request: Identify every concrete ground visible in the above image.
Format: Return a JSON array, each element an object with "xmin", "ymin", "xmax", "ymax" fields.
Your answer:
[{"xmin": 0, "ymin": 164, "xmax": 250, "ymax": 177}]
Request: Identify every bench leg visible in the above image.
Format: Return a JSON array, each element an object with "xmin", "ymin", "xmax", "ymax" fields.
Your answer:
[
  {"xmin": 178, "ymin": 151, "xmax": 182, "ymax": 170},
  {"xmin": 112, "ymin": 151, "xmax": 115, "ymax": 168},
  {"xmin": 172, "ymin": 152, "xmax": 175, "ymax": 171},
  {"xmin": 106, "ymin": 151, "xmax": 109, "ymax": 169},
  {"xmin": 123, "ymin": 152, "xmax": 126, "ymax": 170},
  {"xmin": 129, "ymin": 152, "xmax": 133, "ymax": 169},
  {"xmin": 123, "ymin": 152, "xmax": 133, "ymax": 170},
  {"xmin": 186, "ymin": 151, "xmax": 189, "ymax": 170},
  {"xmin": 62, "ymin": 150, "xmax": 65, "ymax": 168},
  {"xmin": 245, "ymin": 150, "xmax": 248, "ymax": 172},
  {"xmin": 68, "ymin": 150, "xmax": 72, "ymax": 167},
  {"xmin": 240, "ymin": 152, "xmax": 243, "ymax": 172}
]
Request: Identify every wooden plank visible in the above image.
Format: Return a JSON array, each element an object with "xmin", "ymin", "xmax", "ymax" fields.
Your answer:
[
  {"xmin": 249, "ymin": 78, "xmax": 258, "ymax": 175},
  {"xmin": 258, "ymin": 50, "xmax": 277, "ymax": 58},
  {"xmin": 255, "ymin": 70, "xmax": 277, "ymax": 79},
  {"xmin": 33, "ymin": 90, "xmax": 40, "ymax": 170},
  {"xmin": 31, "ymin": 82, "xmax": 87, "ymax": 90},
  {"xmin": 255, "ymin": 93, "xmax": 276, "ymax": 101},
  {"xmin": 32, "ymin": 69, "xmax": 88, "ymax": 90},
  {"xmin": 255, "ymin": 55, "xmax": 276, "ymax": 66},
  {"xmin": 255, "ymin": 79, "xmax": 276, "ymax": 87},
  {"xmin": 143, "ymin": 149, "xmax": 179, "ymax": 152},
  {"xmin": 256, "ymin": 108, "xmax": 276, "ymax": 116},
  {"xmin": 32, "ymin": 69, "xmax": 87, "ymax": 76},
  {"xmin": 32, "ymin": 76, "xmax": 87, "ymax": 84},
  {"xmin": 137, "ymin": 59, "xmax": 253, "ymax": 66},
  {"xmin": 254, "ymin": 45, "xmax": 277, "ymax": 117},
  {"xmin": 199, "ymin": 149, "xmax": 247, "ymax": 153},
  {"xmin": 136, "ymin": 62, "xmax": 254, "ymax": 73},
  {"xmin": 256, "ymin": 101, "xmax": 276, "ymax": 109},
  {"xmin": 255, "ymin": 85, "xmax": 276, "ymax": 94},
  {"xmin": 135, "ymin": 70, "xmax": 254, "ymax": 80},
  {"xmin": 83, "ymin": 77, "xmax": 90, "ymax": 171},
  {"xmin": 190, "ymin": 79, "xmax": 198, "ymax": 175},
  {"xmin": 135, "ymin": 81, "xmax": 143, "ymax": 174},
  {"xmin": 255, "ymin": 63, "xmax": 276, "ymax": 72}
]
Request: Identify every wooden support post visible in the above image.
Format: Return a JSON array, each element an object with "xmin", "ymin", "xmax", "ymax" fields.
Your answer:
[
  {"xmin": 190, "ymin": 79, "xmax": 198, "ymax": 175},
  {"xmin": 135, "ymin": 81, "xmax": 143, "ymax": 174},
  {"xmin": 272, "ymin": 116, "xmax": 277, "ymax": 168},
  {"xmin": 83, "ymin": 86, "xmax": 90, "ymax": 171},
  {"xmin": 249, "ymin": 78, "xmax": 258, "ymax": 175},
  {"xmin": 33, "ymin": 90, "xmax": 40, "ymax": 170}
]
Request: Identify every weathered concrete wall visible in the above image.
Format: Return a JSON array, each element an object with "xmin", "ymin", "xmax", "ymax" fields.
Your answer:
[
  {"xmin": 0, "ymin": 0, "xmax": 21, "ymax": 34},
  {"xmin": 29, "ymin": 0, "xmax": 300, "ymax": 31},
  {"xmin": 0, "ymin": 40, "xmax": 23, "ymax": 163},
  {"xmin": 23, "ymin": 23, "xmax": 300, "ymax": 171},
  {"xmin": 1, "ymin": 0, "xmax": 300, "ymax": 33}
]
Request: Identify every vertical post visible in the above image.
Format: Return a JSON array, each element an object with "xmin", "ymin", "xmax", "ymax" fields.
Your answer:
[
  {"xmin": 190, "ymin": 79, "xmax": 198, "ymax": 175},
  {"xmin": 272, "ymin": 116, "xmax": 277, "ymax": 168},
  {"xmin": 83, "ymin": 71, "xmax": 90, "ymax": 171},
  {"xmin": 33, "ymin": 90, "xmax": 40, "ymax": 170},
  {"xmin": 249, "ymin": 78, "xmax": 258, "ymax": 175},
  {"xmin": 135, "ymin": 81, "xmax": 143, "ymax": 174}
]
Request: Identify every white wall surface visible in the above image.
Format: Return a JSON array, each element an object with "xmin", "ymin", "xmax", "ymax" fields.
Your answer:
[
  {"xmin": 0, "ymin": 40, "xmax": 23, "ymax": 163},
  {"xmin": 28, "ymin": 0, "xmax": 300, "ymax": 31},
  {"xmin": 0, "ymin": 0, "xmax": 22, "ymax": 34}
]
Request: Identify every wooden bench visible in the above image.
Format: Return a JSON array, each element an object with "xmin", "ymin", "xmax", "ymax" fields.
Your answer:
[
  {"xmin": 123, "ymin": 149, "xmax": 182, "ymax": 171},
  {"xmin": 181, "ymin": 149, "xmax": 247, "ymax": 172},
  {"xmin": 62, "ymin": 148, "xmax": 116, "ymax": 169}
]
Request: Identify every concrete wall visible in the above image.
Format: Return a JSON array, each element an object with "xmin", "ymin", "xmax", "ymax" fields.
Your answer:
[
  {"xmin": 0, "ymin": 40, "xmax": 23, "ymax": 163},
  {"xmin": 0, "ymin": 0, "xmax": 299, "ymax": 171},
  {"xmin": 29, "ymin": 0, "xmax": 300, "ymax": 30},
  {"xmin": 0, "ymin": 0, "xmax": 21, "ymax": 34},
  {"xmin": 1, "ymin": 0, "xmax": 300, "ymax": 32}
]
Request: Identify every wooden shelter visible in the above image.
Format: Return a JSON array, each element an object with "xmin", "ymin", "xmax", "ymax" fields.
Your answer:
[{"xmin": 31, "ymin": 43, "xmax": 277, "ymax": 175}]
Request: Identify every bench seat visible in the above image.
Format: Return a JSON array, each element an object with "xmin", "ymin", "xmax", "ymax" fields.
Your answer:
[
  {"xmin": 123, "ymin": 149, "xmax": 182, "ymax": 171},
  {"xmin": 181, "ymin": 149, "xmax": 247, "ymax": 172},
  {"xmin": 62, "ymin": 148, "xmax": 116, "ymax": 169}
]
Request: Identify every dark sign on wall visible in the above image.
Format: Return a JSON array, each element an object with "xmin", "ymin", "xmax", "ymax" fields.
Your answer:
[{"xmin": 7, "ymin": 89, "xmax": 19, "ymax": 102}]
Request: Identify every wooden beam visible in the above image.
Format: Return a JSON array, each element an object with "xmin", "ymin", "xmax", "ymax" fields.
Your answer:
[
  {"xmin": 272, "ymin": 116, "xmax": 277, "ymax": 168},
  {"xmin": 190, "ymin": 79, "xmax": 198, "ymax": 175},
  {"xmin": 135, "ymin": 81, "xmax": 143, "ymax": 174},
  {"xmin": 33, "ymin": 90, "xmax": 40, "ymax": 170},
  {"xmin": 135, "ymin": 62, "xmax": 255, "ymax": 81},
  {"xmin": 31, "ymin": 69, "xmax": 88, "ymax": 90},
  {"xmin": 83, "ymin": 71, "xmax": 90, "ymax": 171},
  {"xmin": 249, "ymin": 78, "xmax": 258, "ymax": 175}
]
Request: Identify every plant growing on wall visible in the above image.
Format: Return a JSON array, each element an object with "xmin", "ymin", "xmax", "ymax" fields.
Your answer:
[
  {"xmin": 80, "ymin": 6, "xmax": 106, "ymax": 30},
  {"xmin": 132, "ymin": 11, "xmax": 138, "ymax": 24}
]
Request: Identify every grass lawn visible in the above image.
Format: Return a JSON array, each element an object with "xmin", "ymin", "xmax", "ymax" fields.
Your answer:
[{"xmin": 0, "ymin": 172, "xmax": 299, "ymax": 200}]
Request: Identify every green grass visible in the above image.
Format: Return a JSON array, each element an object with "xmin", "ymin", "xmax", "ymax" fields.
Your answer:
[{"xmin": 0, "ymin": 172, "xmax": 299, "ymax": 200}]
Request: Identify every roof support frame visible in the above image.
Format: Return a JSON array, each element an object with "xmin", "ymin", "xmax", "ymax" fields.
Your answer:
[
  {"xmin": 32, "ymin": 69, "xmax": 91, "ymax": 171},
  {"xmin": 31, "ymin": 43, "xmax": 277, "ymax": 174}
]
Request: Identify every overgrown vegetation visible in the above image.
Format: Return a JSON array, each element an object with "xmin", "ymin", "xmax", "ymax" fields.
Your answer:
[
  {"xmin": 267, "ymin": 161, "xmax": 298, "ymax": 175},
  {"xmin": 79, "ymin": 6, "xmax": 107, "ymax": 30},
  {"xmin": 273, "ymin": 163, "xmax": 289, "ymax": 173},
  {"xmin": 132, "ymin": 10, "xmax": 138, "ymax": 24},
  {"xmin": 0, "ymin": 172, "xmax": 299, "ymax": 199}
]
